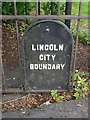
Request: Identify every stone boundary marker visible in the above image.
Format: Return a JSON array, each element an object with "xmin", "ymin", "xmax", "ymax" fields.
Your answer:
[{"xmin": 22, "ymin": 20, "xmax": 74, "ymax": 91}]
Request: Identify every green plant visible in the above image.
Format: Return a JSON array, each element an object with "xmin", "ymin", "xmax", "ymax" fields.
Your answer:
[
  {"xmin": 73, "ymin": 71, "xmax": 88, "ymax": 79},
  {"xmin": 79, "ymin": 29, "xmax": 89, "ymax": 45},
  {"xmin": 73, "ymin": 72, "xmax": 90, "ymax": 99},
  {"xmin": 40, "ymin": 2, "xmax": 65, "ymax": 15},
  {"xmin": 51, "ymin": 90, "xmax": 64, "ymax": 102},
  {"xmin": 73, "ymin": 29, "xmax": 90, "ymax": 45},
  {"xmin": 2, "ymin": 2, "xmax": 13, "ymax": 15}
]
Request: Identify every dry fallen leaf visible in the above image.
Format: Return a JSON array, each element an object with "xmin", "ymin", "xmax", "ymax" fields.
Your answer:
[
  {"xmin": 42, "ymin": 101, "xmax": 51, "ymax": 105},
  {"xmin": 77, "ymin": 103, "xmax": 82, "ymax": 107}
]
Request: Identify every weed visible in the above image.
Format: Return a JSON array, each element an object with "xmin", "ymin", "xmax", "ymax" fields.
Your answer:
[
  {"xmin": 73, "ymin": 29, "xmax": 90, "ymax": 45},
  {"xmin": 79, "ymin": 29, "xmax": 89, "ymax": 45},
  {"xmin": 51, "ymin": 90, "xmax": 65, "ymax": 102},
  {"xmin": 73, "ymin": 71, "xmax": 90, "ymax": 99}
]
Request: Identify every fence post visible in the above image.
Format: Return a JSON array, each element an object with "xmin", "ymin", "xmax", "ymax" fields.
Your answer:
[
  {"xmin": 65, "ymin": 0, "xmax": 72, "ymax": 28},
  {"xmin": 38, "ymin": 2, "xmax": 40, "ymax": 15},
  {"xmin": 36, "ymin": 0, "xmax": 40, "ymax": 15}
]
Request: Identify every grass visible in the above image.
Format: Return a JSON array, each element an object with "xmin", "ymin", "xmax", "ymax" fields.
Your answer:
[
  {"xmin": 72, "ymin": 2, "xmax": 88, "ymax": 27},
  {"xmin": 72, "ymin": 2, "xmax": 88, "ymax": 15},
  {"xmin": 71, "ymin": 2, "xmax": 89, "ymax": 44}
]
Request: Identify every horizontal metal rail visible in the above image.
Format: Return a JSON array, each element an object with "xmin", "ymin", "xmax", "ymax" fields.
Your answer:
[
  {"xmin": 2, "ymin": 88, "xmax": 67, "ymax": 94},
  {"xmin": 0, "ymin": 15, "xmax": 89, "ymax": 20}
]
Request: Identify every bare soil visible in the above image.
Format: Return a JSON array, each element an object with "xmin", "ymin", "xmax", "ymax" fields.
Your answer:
[{"xmin": 76, "ymin": 42, "xmax": 89, "ymax": 72}]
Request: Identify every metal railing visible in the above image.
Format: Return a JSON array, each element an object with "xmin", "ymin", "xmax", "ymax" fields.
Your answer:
[{"xmin": 1, "ymin": 1, "xmax": 89, "ymax": 93}]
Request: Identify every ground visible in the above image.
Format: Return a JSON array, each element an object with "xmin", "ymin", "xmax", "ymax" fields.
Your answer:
[{"xmin": 2, "ymin": 97, "xmax": 89, "ymax": 118}]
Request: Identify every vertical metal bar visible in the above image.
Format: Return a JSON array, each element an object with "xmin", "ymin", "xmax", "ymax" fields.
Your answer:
[
  {"xmin": 65, "ymin": 0, "xmax": 72, "ymax": 28},
  {"xmin": 14, "ymin": 0, "xmax": 17, "ymax": 15},
  {"xmin": 0, "ymin": 3, "xmax": 2, "ymax": 111},
  {"xmin": 36, "ymin": 0, "xmax": 38, "ymax": 15},
  {"xmin": 2, "ymin": 64, "xmax": 6, "ymax": 90},
  {"xmin": 0, "ymin": 2, "xmax": 6, "ymax": 90},
  {"xmin": 25, "ymin": 0, "xmax": 28, "ymax": 24},
  {"xmin": 51, "ymin": 2, "xmax": 53, "ymax": 15},
  {"xmin": 1, "ymin": 28, "xmax": 6, "ymax": 90},
  {"xmin": 13, "ymin": 1, "xmax": 23, "ymax": 89},
  {"xmin": 0, "ymin": 14, "xmax": 3, "ymax": 91},
  {"xmin": 73, "ymin": 1, "xmax": 82, "ymax": 72},
  {"xmin": 25, "ymin": 1, "xmax": 27, "ymax": 15},
  {"xmin": 87, "ymin": 1, "xmax": 90, "ymax": 73},
  {"xmin": 36, "ymin": 0, "xmax": 40, "ymax": 15},
  {"xmin": 58, "ymin": 0, "xmax": 60, "ymax": 16},
  {"xmin": 38, "ymin": 2, "xmax": 40, "ymax": 15}
]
